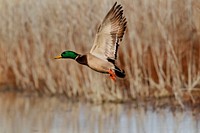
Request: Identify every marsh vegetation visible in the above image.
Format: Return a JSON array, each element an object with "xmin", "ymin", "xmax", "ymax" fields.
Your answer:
[{"xmin": 0, "ymin": 0, "xmax": 200, "ymax": 103}]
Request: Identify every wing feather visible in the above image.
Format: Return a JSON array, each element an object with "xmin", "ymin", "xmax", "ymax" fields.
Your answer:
[{"xmin": 90, "ymin": 2, "xmax": 127, "ymax": 63}]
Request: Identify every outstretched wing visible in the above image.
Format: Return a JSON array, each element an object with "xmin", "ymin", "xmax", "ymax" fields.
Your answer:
[{"xmin": 90, "ymin": 2, "xmax": 127, "ymax": 63}]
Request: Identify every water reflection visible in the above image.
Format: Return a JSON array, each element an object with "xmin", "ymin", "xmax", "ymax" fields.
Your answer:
[{"xmin": 0, "ymin": 93, "xmax": 199, "ymax": 133}]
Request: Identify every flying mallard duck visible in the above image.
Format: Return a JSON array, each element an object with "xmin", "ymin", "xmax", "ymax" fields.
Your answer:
[{"xmin": 55, "ymin": 2, "xmax": 127, "ymax": 81}]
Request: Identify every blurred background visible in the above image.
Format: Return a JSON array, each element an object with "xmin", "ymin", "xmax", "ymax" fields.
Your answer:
[
  {"xmin": 0, "ymin": 0, "xmax": 200, "ymax": 132},
  {"xmin": 0, "ymin": 0, "xmax": 200, "ymax": 101},
  {"xmin": 0, "ymin": 92, "xmax": 199, "ymax": 133}
]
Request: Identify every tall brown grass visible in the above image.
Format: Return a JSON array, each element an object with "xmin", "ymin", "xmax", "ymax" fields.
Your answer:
[{"xmin": 0, "ymin": 0, "xmax": 200, "ymax": 103}]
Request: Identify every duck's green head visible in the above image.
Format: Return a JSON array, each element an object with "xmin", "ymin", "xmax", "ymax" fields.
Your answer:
[{"xmin": 54, "ymin": 51, "xmax": 79, "ymax": 59}]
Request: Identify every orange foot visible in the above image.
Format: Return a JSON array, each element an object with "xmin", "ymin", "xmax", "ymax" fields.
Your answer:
[{"xmin": 108, "ymin": 69, "xmax": 116, "ymax": 81}]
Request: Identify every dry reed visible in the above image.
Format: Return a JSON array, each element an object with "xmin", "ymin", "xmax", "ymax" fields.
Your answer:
[{"xmin": 0, "ymin": 0, "xmax": 200, "ymax": 103}]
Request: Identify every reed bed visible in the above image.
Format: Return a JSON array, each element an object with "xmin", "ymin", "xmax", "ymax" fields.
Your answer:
[{"xmin": 0, "ymin": 0, "xmax": 200, "ymax": 103}]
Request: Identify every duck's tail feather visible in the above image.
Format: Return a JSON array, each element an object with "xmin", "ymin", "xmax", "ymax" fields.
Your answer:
[{"xmin": 114, "ymin": 66, "xmax": 125, "ymax": 78}]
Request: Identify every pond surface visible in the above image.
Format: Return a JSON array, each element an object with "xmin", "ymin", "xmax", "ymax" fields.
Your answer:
[{"xmin": 0, "ymin": 93, "xmax": 199, "ymax": 133}]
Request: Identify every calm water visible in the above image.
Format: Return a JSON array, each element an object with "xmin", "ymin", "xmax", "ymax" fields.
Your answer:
[{"xmin": 0, "ymin": 93, "xmax": 199, "ymax": 133}]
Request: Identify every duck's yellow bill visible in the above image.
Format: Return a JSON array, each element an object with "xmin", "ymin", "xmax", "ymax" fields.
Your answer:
[{"xmin": 54, "ymin": 55, "xmax": 62, "ymax": 59}]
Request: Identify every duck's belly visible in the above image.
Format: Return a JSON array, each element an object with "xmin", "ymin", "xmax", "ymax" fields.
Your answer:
[{"xmin": 87, "ymin": 54, "xmax": 114, "ymax": 73}]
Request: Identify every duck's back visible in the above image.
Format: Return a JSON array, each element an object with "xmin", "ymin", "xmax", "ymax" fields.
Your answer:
[{"xmin": 87, "ymin": 54, "xmax": 114, "ymax": 73}]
